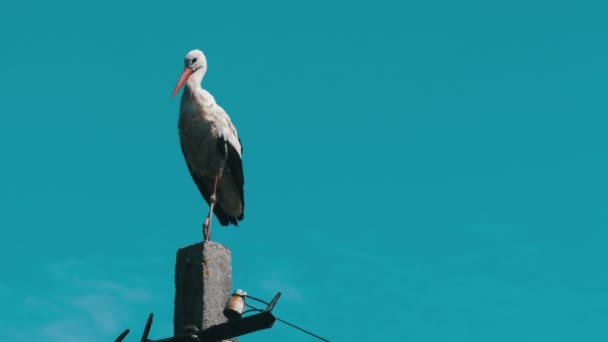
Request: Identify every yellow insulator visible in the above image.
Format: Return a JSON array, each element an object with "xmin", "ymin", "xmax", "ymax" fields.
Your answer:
[{"xmin": 224, "ymin": 289, "xmax": 246, "ymax": 320}]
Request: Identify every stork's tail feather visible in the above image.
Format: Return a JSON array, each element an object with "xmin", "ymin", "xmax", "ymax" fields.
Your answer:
[{"xmin": 214, "ymin": 206, "xmax": 243, "ymax": 227}]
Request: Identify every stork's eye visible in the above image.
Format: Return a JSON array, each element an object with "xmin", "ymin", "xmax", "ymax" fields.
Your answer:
[{"xmin": 192, "ymin": 58, "xmax": 198, "ymax": 63}]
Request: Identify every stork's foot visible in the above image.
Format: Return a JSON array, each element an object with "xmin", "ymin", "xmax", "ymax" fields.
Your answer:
[{"xmin": 203, "ymin": 217, "xmax": 211, "ymax": 242}]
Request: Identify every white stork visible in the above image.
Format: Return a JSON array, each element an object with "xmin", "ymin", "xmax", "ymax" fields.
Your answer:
[{"xmin": 172, "ymin": 49, "xmax": 244, "ymax": 242}]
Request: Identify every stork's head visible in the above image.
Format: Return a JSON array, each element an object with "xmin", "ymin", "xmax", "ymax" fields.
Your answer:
[{"xmin": 172, "ymin": 49, "xmax": 208, "ymax": 98}]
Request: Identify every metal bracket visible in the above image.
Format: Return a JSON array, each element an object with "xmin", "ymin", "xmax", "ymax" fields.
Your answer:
[{"xmin": 121, "ymin": 292, "xmax": 282, "ymax": 342}]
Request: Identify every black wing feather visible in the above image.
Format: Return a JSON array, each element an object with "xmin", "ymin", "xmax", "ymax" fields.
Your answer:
[
  {"xmin": 180, "ymin": 141, "xmax": 243, "ymax": 226},
  {"xmin": 217, "ymin": 134, "xmax": 245, "ymax": 221}
]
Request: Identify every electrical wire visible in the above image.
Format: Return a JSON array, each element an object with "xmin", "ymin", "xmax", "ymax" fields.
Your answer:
[
  {"xmin": 244, "ymin": 303, "xmax": 331, "ymax": 342},
  {"xmin": 275, "ymin": 317, "xmax": 331, "ymax": 342},
  {"xmin": 241, "ymin": 308, "xmax": 261, "ymax": 315},
  {"xmin": 244, "ymin": 295, "xmax": 270, "ymax": 305}
]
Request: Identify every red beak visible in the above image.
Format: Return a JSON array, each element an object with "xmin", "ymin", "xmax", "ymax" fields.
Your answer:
[{"xmin": 172, "ymin": 67, "xmax": 194, "ymax": 98}]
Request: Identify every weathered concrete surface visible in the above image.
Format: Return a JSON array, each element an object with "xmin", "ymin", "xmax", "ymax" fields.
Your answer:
[{"xmin": 174, "ymin": 241, "xmax": 232, "ymax": 336}]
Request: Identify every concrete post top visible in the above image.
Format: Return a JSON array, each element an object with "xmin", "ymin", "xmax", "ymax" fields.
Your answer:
[{"xmin": 178, "ymin": 241, "xmax": 232, "ymax": 253}]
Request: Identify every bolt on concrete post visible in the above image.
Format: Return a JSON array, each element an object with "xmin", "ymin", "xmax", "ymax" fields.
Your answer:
[{"xmin": 174, "ymin": 241, "xmax": 232, "ymax": 337}]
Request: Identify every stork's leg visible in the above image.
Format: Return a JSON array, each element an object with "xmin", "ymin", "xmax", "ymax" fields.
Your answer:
[
  {"xmin": 203, "ymin": 174, "xmax": 220, "ymax": 242},
  {"xmin": 202, "ymin": 139, "xmax": 229, "ymax": 242}
]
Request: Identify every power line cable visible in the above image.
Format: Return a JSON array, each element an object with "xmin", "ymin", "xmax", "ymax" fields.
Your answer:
[{"xmin": 244, "ymin": 303, "xmax": 331, "ymax": 342}]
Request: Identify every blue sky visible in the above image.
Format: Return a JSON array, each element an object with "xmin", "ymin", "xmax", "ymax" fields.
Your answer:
[{"xmin": 1, "ymin": 0, "xmax": 608, "ymax": 341}]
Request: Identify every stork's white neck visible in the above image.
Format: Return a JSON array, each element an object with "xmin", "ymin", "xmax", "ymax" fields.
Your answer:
[
  {"xmin": 182, "ymin": 68, "xmax": 216, "ymax": 108},
  {"xmin": 184, "ymin": 68, "xmax": 205, "ymax": 93}
]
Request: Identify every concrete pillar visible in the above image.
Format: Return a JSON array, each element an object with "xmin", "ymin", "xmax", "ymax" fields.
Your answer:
[{"xmin": 174, "ymin": 241, "xmax": 232, "ymax": 336}]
